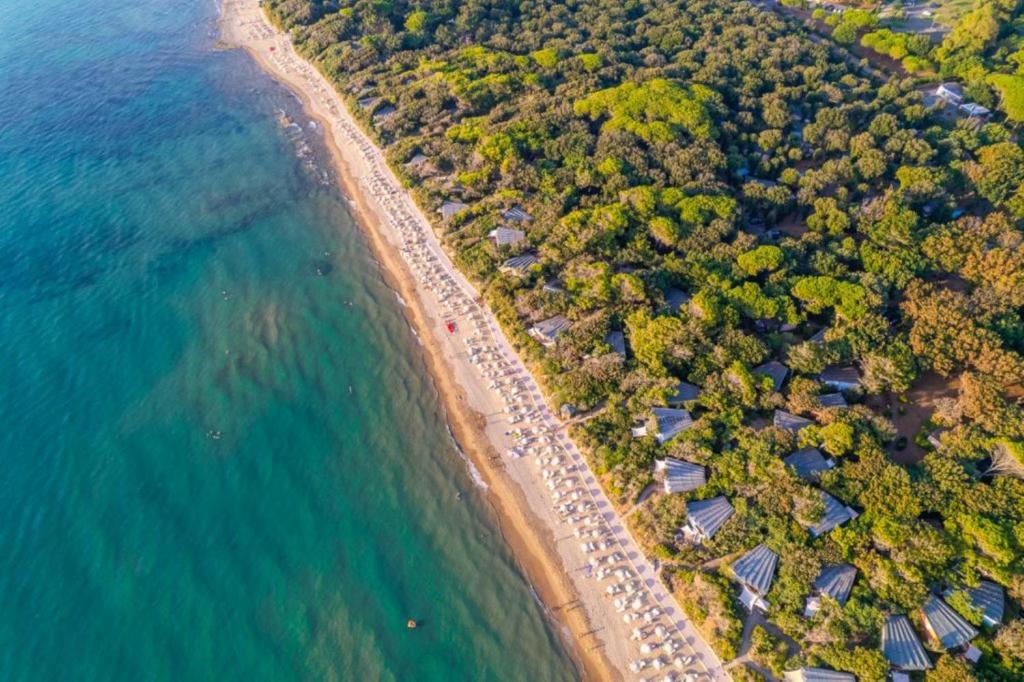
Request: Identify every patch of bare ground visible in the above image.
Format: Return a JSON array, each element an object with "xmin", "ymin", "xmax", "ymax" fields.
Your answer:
[
  {"xmin": 777, "ymin": 212, "xmax": 807, "ymax": 238},
  {"xmin": 867, "ymin": 371, "xmax": 959, "ymax": 465}
]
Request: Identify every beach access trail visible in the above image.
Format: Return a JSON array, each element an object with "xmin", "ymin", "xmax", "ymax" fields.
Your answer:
[{"xmin": 219, "ymin": 2, "xmax": 729, "ymax": 679}]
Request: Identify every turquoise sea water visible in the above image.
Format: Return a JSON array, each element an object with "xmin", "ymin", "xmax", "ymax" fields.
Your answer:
[{"xmin": 0, "ymin": 0, "xmax": 576, "ymax": 679}]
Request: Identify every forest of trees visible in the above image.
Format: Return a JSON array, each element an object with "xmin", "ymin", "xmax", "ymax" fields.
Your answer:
[
  {"xmin": 833, "ymin": 0, "xmax": 1024, "ymax": 119},
  {"xmin": 265, "ymin": 0, "xmax": 1023, "ymax": 678}
]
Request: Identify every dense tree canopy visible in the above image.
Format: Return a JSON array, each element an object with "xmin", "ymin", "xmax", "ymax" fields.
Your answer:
[{"xmin": 266, "ymin": 0, "xmax": 1024, "ymax": 675}]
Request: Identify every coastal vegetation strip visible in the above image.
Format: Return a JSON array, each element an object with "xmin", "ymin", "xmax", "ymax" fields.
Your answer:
[
  {"xmin": 263, "ymin": 0, "xmax": 1023, "ymax": 679},
  {"xmin": 224, "ymin": 2, "xmax": 730, "ymax": 678}
]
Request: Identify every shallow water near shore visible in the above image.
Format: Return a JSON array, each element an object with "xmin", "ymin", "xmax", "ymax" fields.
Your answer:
[{"xmin": 0, "ymin": 0, "xmax": 576, "ymax": 679}]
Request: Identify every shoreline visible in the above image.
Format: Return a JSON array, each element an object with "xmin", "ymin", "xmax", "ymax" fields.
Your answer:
[{"xmin": 217, "ymin": 2, "xmax": 727, "ymax": 680}]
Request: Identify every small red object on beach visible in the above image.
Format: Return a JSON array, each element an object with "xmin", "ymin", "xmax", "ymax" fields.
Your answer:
[
  {"xmin": 269, "ymin": 46, "xmax": 275, "ymax": 51},
  {"xmin": 445, "ymin": 320, "xmax": 456, "ymax": 334}
]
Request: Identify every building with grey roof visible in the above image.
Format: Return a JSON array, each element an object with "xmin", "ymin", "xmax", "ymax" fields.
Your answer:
[
  {"xmin": 755, "ymin": 360, "xmax": 790, "ymax": 392},
  {"xmin": 665, "ymin": 288, "xmax": 691, "ymax": 313},
  {"xmin": 488, "ymin": 226, "xmax": 525, "ymax": 246},
  {"xmin": 922, "ymin": 595, "xmax": 978, "ymax": 650},
  {"xmin": 783, "ymin": 668, "xmax": 855, "ymax": 682},
  {"xmin": 785, "ymin": 447, "xmax": 834, "ymax": 480},
  {"xmin": 967, "ymin": 580, "xmax": 1005, "ymax": 627},
  {"xmin": 500, "ymin": 253, "xmax": 539, "ymax": 274},
  {"xmin": 605, "ymin": 330, "xmax": 626, "ymax": 357},
  {"xmin": 936, "ymin": 82, "xmax": 965, "ymax": 105},
  {"xmin": 502, "ymin": 205, "xmax": 532, "ymax": 222},
  {"xmin": 667, "ymin": 381, "xmax": 701, "ymax": 406},
  {"xmin": 818, "ymin": 365, "xmax": 861, "ymax": 391},
  {"xmin": 655, "ymin": 458, "xmax": 706, "ymax": 494},
  {"xmin": 405, "ymin": 153, "xmax": 429, "ymax": 168},
  {"xmin": 439, "ymin": 201, "xmax": 469, "ymax": 220},
  {"xmin": 883, "ymin": 614, "xmax": 932, "ymax": 671},
  {"xmin": 731, "ymin": 544, "xmax": 778, "ymax": 611},
  {"xmin": 652, "ymin": 407, "xmax": 693, "ymax": 443},
  {"xmin": 774, "ymin": 410, "xmax": 813, "ymax": 434},
  {"xmin": 372, "ymin": 104, "xmax": 397, "ymax": 122},
  {"xmin": 528, "ymin": 315, "xmax": 571, "ymax": 347},
  {"xmin": 804, "ymin": 491, "xmax": 858, "ymax": 538},
  {"xmin": 805, "ymin": 564, "xmax": 857, "ymax": 616},
  {"xmin": 817, "ymin": 392, "xmax": 848, "ymax": 409},
  {"xmin": 681, "ymin": 496, "xmax": 734, "ymax": 543}
]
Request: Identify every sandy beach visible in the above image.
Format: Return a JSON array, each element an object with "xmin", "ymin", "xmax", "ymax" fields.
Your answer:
[{"xmin": 218, "ymin": 2, "xmax": 728, "ymax": 679}]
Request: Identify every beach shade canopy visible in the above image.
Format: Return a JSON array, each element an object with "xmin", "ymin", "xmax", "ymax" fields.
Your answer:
[
  {"xmin": 655, "ymin": 458, "xmax": 706, "ymax": 494},
  {"xmin": 774, "ymin": 409, "xmax": 813, "ymax": 434},
  {"xmin": 652, "ymin": 407, "xmax": 693, "ymax": 443},
  {"xmin": 882, "ymin": 614, "xmax": 932, "ymax": 671},
  {"xmin": 783, "ymin": 668, "xmax": 855, "ymax": 682},
  {"xmin": 731, "ymin": 544, "xmax": 778, "ymax": 596},
  {"xmin": 754, "ymin": 360, "xmax": 789, "ymax": 392},
  {"xmin": 804, "ymin": 491, "xmax": 858, "ymax": 538},
  {"xmin": 682, "ymin": 496, "xmax": 734, "ymax": 542},
  {"xmin": 966, "ymin": 580, "xmax": 1005, "ymax": 627},
  {"xmin": 784, "ymin": 447, "xmax": 834, "ymax": 481},
  {"xmin": 921, "ymin": 595, "xmax": 978, "ymax": 650}
]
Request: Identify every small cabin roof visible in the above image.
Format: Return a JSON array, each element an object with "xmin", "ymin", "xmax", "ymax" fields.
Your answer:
[
  {"xmin": 656, "ymin": 458, "xmax": 706, "ymax": 494},
  {"xmin": 664, "ymin": 288, "xmax": 691, "ymax": 313},
  {"xmin": 755, "ymin": 360, "xmax": 789, "ymax": 392},
  {"xmin": 502, "ymin": 205, "xmax": 532, "ymax": 222},
  {"xmin": 439, "ymin": 201, "xmax": 469, "ymax": 220},
  {"xmin": 685, "ymin": 496, "xmax": 734, "ymax": 539},
  {"xmin": 883, "ymin": 614, "xmax": 932, "ymax": 671},
  {"xmin": 819, "ymin": 365, "xmax": 861, "ymax": 388},
  {"xmin": 937, "ymin": 82, "xmax": 964, "ymax": 98},
  {"xmin": 488, "ymin": 226, "xmax": 526, "ymax": 245},
  {"xmin": 652, "ymin": 407, "xmax": 693, "ymax": 443},
  {"xmin": 812, "ymin": 564, "xmax": 857, "ymax": 606},
  {"xmin": 922, "ymin": 595, "xmax": 978, "ymax": 650},
  {"xmin": 731, "ymin": 544, "xmax": 778, "ymax": 596},
  {"xmin": 817, "ymin": 392, "xmax": 848, "ymax": 408},
  {"xmin": 967, "ymin": 580, "xmax": 1005, "ymax": 626},
  {"xmin": 960, "ymin": 102, "xmax": 990, "ymax": 117},
  {"xmin": 774, "ymin": 409, "xmax": 813, "ymax": 434},
  {"xmin": 605, "ymin": 330, "xmax": 626, "ymax": 357},
  {"xmin": 529, "ymin": 315, "xmax": 571, "ymax": 343},
  {"xmin": 783, "ymin": 668, "xmax": 855, "ymax": 682},
  {"xmin": 805, "ymin": 491, "xmax": 857, "ymax": 538},
  {"xmin": 784, "ymin": 448, "xmax": 833, "ymax": 480},
  {"xmin": 667, "ymin": 381, "xmax": 701, "ymax": 405},
  {"xmin": 501, "ymin": 253, "xmax": 539, "ymax": 272}
]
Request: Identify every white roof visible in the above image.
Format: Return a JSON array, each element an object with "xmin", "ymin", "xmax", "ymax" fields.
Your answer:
[{"xmin": 489, "ymin": 227, "xmax": 526, "ymax": 246}]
